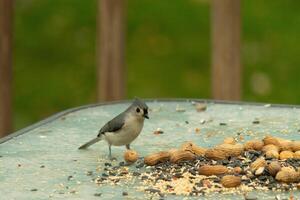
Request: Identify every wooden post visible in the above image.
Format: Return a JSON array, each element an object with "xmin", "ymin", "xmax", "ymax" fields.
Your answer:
[
  {"xmin": 97, "ymin": 0, "xmax": 126, "ymax": 101},
  {"xmin": 0, "ymin": 0, "xmax": 13, "ymax": 137},
  {"xmin": 211, "ymin": 0, "xmax": 241, "ymax": 100}
]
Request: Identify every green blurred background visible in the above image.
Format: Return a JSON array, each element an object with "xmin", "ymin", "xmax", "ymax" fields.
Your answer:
[{"xmin": 13, "ymin": 0, "xmax": 300, "ymax": 130}]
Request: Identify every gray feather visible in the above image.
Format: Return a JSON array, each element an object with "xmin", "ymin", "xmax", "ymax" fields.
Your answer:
[
  {"xmin": 78, "ymin": 137, "xmax": 102, "ymax": 149},
  {"xmin": 97, "ymin": 112, "xmax": 125, "ymax": 136},
  {"xmin": 79, "ymin": 112, "xmax": 125, "ymax": 149},
  {"xmin": 132, "ymin": 98, "xmax": 148, "ymax": 110}
]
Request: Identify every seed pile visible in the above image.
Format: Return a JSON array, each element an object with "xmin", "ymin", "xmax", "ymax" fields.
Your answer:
[{"xmin": 94, "ymin": 135, "xmax": 300, "ymax": 197}]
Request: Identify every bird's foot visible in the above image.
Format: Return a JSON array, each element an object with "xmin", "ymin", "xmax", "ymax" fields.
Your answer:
[{"xmin": 109, "ymin": 156, "xmax": 117, "ymax": 161}]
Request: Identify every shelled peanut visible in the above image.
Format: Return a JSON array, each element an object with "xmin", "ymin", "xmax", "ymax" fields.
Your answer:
[
  {"xmin": 124, "ymin": 150, "xmax": 139, "ymax": 164},
  {"xmin": 144, "ymin": 142, "xmax": 206, "ymax": 165},
  {"xmin": 275, "ymin": 167, "xmax": 300, "ymax": 183},
  {"xmin": 221, "ymin": 175, "xmax": 241, "ymax": 188},
  {"xmin": 262, "ymin": 136, "xmax": 300, "ymax": 160},
  {"xmin": 144, "ymin": 151, "xmax": 171, "ymax": 166},
  {"xmin": 267, "ymin": 161, "xmax": 281, "ymax": 176},
  {"xmin": 198, "ymin": 165, "xmax": 228, "ymax": 176},
  {"xmin": 223, "ymin": 137, "xmax": 236, "ymax": 145},
  {"xmin": 244, "ymin": 140, "xmax": 264, "ymax": 151},
  {"xmin": 294, "ymin": 151, "xmax": 300, "ymax": 159},
  {"xmin": 250, "ymin": 157, "xmax": 266, "ymax": 176},
  {"xmin": 263, "ymin": 135, "xmax": 300, "ymax": 151},
  {"xmin": 279, "ymin": 151, "xmax": 294, "ymax": 160},
  {"xmin": 205, "ymin": 143, "xmax": 244, "ymax": 160},
  {"xmin": 170, "ymin": 150, "xmax": 196, "ymax": 163},
  {"xmin": 180, "ymin": 141, "xmax": 207, "ymax": 156},
  {"xmin": 292, "ymin": 141, "xmax": 300, "ymax": 151}
]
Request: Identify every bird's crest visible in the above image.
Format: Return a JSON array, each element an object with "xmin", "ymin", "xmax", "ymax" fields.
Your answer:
[{"xmin": 132, "ymin": 97, "xmax": 148, "ymax": 109}]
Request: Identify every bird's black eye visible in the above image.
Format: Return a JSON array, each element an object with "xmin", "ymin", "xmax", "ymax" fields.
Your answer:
[{"xmin": 136, "ymin": 108, "xmax": 140, "ymax": 113}]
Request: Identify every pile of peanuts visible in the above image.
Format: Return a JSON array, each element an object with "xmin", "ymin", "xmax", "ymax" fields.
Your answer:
[{"xmin": 124, "ymin": 135, "xmax": 300, "ymax": 189}]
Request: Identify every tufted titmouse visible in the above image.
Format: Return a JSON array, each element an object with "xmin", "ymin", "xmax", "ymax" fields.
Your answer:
[{"xmin": 78, "ymin": 98, "xmax": 149, "ymax": 159}]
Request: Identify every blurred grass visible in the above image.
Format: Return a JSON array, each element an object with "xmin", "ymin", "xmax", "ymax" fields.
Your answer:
[{"xmin": 13, "ymin": 0, "xmax": 300, "ymax": 130}]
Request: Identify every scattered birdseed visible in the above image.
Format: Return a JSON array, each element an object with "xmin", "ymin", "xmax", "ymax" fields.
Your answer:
[
  {"xmin": 67, "ymin": 175, "xmax": 73, "ymax": 181},
  {"xmin": 133, "ymin": 171, "xmax": 141, "ymax": 176},
  {"xmin": 136, "ymin": 163, "xmax": 144, "ymax": 168},
  {"xmin": 154, "ymin": 128, "xmax": 164, "ymax": 135},
  {"xmin": 175, "ymin": 105, "xmax": 186, "ymax": 112},
  {"xmin": 109, "ymin": 171, "xmax": 116, "ymax": 176},
  {"xmin": 195, "ymin": 103, "xmax": 207, "ymax": 112},
  {"xmin": 145, "ymin": 188, "xmax": 161, "ymax": 194},
  {"xmin": 86, "ymin": 171, "xmax": 93, "ymax": 176},
  {"xmin": 69, "ymin": 189, "xmax": 77, "ymax": 194},
  {"xmin": 102, "ymin": 173, "xmax": 109, "ymax": 177}
]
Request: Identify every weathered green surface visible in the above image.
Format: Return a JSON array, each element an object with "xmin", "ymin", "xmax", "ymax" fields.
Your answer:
[{"xmin": 1, "ymin": 100, "xmax": 300, "ymax": 199}]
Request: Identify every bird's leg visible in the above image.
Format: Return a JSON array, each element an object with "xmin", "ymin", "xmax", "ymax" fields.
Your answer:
[
  {"xmin": 108, "ymin": 144, "xmax": 112, "ymax": 158},
  {"xmin": 108, "ymin": 145, "xmax": 116, "ymax": 161},
  {"xmin": 126, "ymin": 144, "xmax": 130, "ymax": 150}
]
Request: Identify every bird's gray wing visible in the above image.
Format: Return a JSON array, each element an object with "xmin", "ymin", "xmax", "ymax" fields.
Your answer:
[
  {"xmin": 97, "ymin": 113, "xmax": 125, "ymax": 136},
  {"xmin": 78, "ymin": 112, "xmax": 126, "ymax": 149}
]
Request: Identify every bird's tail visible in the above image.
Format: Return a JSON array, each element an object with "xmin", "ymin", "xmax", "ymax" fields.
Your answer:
[{"xmin": 78, "ymin": 136, "xmax": 102, "ymax": 149}]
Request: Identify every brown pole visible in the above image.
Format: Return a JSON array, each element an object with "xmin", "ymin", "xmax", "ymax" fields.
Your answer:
[
  {"xmin": 211, "ymin": 0, "xmax": 241, "ymax": 100},
  {"xmin": 0, "ymin": 0, "xmax": 13, "ymax": 137},
  {"xmin": 97, "ymin": 0, "xmax": 126, "ymax": 101}
]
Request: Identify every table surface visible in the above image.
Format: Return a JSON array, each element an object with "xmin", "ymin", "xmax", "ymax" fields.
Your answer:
[{"xmin": 1, "ymin": 99, "xmax": 300, "ymax": 200}]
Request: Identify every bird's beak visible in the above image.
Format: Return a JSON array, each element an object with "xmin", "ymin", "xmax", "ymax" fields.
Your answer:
[{"xmin": 143, "ymin": 113, "xmax": 149, "ymax": 119}]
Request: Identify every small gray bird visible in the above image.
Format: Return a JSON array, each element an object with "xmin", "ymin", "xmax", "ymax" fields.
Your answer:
[{"xmin": 78, "ymin": 98, "xmax": 149, "ymax": 159}]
